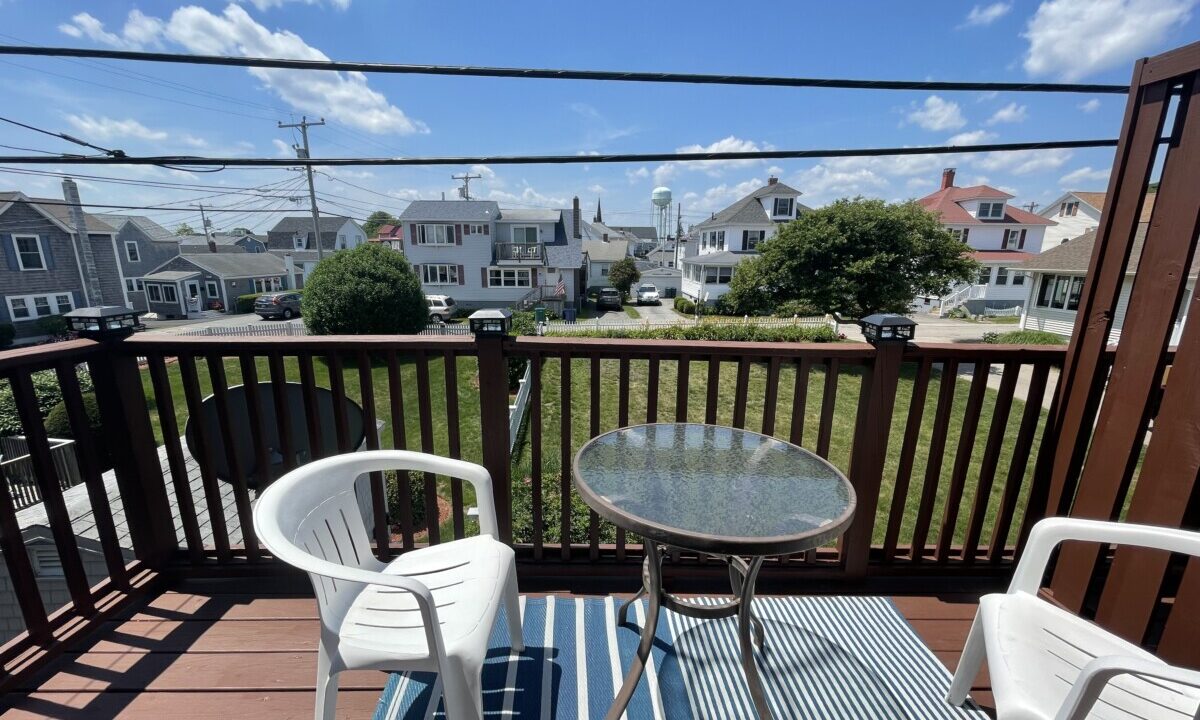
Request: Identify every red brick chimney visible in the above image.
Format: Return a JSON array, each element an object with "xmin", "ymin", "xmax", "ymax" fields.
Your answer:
[
  {"xmin": 767, "ymin": 176, "xmax": 778, "ymax": 185},
  {"xmin": 941, "ymin": 168, "xmax": 956, "ymax": 190}
]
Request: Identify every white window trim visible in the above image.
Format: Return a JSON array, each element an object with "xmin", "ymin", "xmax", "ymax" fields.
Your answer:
[
  {"xmin": 147, "ymin": 284, "xmax": 163, "ymax": 302},
  {"xmin": 5, "ymin": 292, "xmax": 74, "ymax": 322},
  {"xmin": 206, "ymin": 280, "xmax": 219, "ymax": 296},
  {"xmin": 487, "ymin": 267, "xmax": 533, "ymax": 288},
  {"xmin": 978, "ymin": 202, "xmax": 1005, "ymax": 219},
  {"xmin": 293, "ymin": 235, "xmax": 305, "ymax": 250},
  {"xmin": 417, "ymin": 224, "xmax": 455, "ymax": 246},
  {"xmin": 12, "ymin": 234, "xmax": 46, "ymax": 271},
  {"xmin": 124, "ymin": 240, "xmax": 141, "ymax": 262},
  {"xmin": 162, "ymin": 284, "xmax": 178, "ymax": 303},
  {"xmin": 772, "ymin": 198, "xmax": 793, "ymax": 217},
  {"xmin": 511, "ymin": 225, "xmax": 538, "ymax": 244},
  {"xmin": 422, "ymin": 264, "xmax": 459, "ymax": 285}
]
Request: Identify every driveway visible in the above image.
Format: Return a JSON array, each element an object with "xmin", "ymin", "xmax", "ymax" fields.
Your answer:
[
  {"xmin": 632, "ymin": 301, "xmax": 680, "ymax": 322},
  {"xmin": 143, "ymin": 312, "xmax": 304, "ymax": 335}
]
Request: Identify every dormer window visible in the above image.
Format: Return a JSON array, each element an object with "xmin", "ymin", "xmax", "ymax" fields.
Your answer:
[
  {"xmin": 977, "ymin": 202, "xmax": 1005, "ymax": 219},
  {"xmin": 772, "ymin": 198, "xmax": 794, "ymax": 217},
  {"xmin": 1060, "ymin": 201, "xmax": 1079, "ymax": 217},
  {"xmin": 293, "ymin": 235, "xmax": 305, "ymax": 250}
]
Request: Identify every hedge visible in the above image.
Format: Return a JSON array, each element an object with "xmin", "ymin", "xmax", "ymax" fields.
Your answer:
[
  {"xmin": 0, "ymin": 366, "xmax": 95, "ymax": 435},
  {"xmin": 546, "ymin": 323, "xmax": 840, "ymax": 343},
  {"xmin": 385, "ymin": 469, "xmax": 428, "ymax": 530},
  {"xmin": 982, "ymin": 329, "xmax": 1066, "ymax": 345},
  {"xmin": 44, "ymin": 392, "xmax": 112, "ymax": 470}
]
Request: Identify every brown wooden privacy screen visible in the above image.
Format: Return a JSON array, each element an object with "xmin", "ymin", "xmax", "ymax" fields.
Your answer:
[{"xmin": 1041, "ymin": 41, "xmax": 1200, "ymax": 667}]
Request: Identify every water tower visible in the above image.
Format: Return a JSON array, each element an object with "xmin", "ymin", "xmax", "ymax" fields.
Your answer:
[{"xmin": 651, "ymin": 186, "xmax": 672, "ymax": 255}]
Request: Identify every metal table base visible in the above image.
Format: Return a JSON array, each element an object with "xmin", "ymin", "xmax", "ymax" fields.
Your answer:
[{"xmin": 608, "ymin": 542, "xmax": 772, "ymax": 720}]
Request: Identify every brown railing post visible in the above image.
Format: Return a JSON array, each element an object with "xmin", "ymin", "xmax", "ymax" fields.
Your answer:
[
  {"xmin": 472, "ymin": 315, "xmax": 513, "ymax": 543},
  {"xmin": 89, "ymin": 333, "xmax": 177, "ymax": 566},
  {"xmin": 843, "ymin": 316, "xmax": 910, "ymax": 578}
]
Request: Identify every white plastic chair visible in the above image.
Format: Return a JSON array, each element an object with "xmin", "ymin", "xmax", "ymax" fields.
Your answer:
[
  {"xmin": 947, "ymin": 518, "xmax": 1200, "ymax": 719},
  {"xmin": 252, "ymin": 450, "xmax": 523, "ymax": 720}
]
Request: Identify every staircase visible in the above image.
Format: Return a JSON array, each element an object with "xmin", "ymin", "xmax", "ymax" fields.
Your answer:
[{"xmin": 941, "ymin": 283, "xmax": 987, "ymax": 312}]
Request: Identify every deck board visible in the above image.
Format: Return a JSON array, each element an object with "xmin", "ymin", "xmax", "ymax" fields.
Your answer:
[{"xmin": 0, "ymin": 580, "xmax": 996, "ymax": 718}]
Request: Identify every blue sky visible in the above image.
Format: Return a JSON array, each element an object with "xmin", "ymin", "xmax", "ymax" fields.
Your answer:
[{"xmin": 0, "ymin": 0, "xmax": 1195, "ymax": 233}]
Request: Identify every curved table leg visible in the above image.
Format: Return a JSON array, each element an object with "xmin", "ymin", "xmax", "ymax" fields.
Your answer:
[
  {"xmin": 727, "ymin": 557, "xmax": 766, "ymax": 649},
  {"xmin": 617, "ymin": 585, "xmax": 646, "ymax": 627},
  {"xmin": 737, "ymin": 556, "xmax": 772, "ymax": 719},
  {"xmin": 606, "ymin": 542, "xmax": 662, "ymax": 720}
]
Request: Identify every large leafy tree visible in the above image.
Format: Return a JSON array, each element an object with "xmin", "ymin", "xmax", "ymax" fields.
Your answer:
[
  {"xmin": 725, "ymin": 198, "xmax": 977, "ymax": 317},
  {"xmin": 302, "ymin": 244, "xmax": 426, "ymax": 335},
  {"xmin": 174, "ymin": 222, "xmax": 195, "ymax": 235},
  {"xmin": 363, "ymin": 210, "xmax": 400, "ymax": 237},
  {"xmin": 607, "ymin": 257, "xmax": 641, "ymax": 298}
]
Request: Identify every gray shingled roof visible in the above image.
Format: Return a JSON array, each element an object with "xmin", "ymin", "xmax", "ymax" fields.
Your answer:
[
  {"xmin": 398, "ymin": 200, "xmax": 500, "ymax": 222},
  {"xmin": 268, "ymin": 249, "xmax": 323, "ymax": 262},
  {"xmin": 94, "ymin": 214, "xmax": 177, "ymax": 242},
  {"xmin": 1021, "ymin": 222, "xmax": 1199, "ymax": 277},
  {"xmin": 177, "ymin": 233, "xmax": 256, "ymax": 246},
  {"xmin": 180, "ymin": 252, "xmax": 287, "ymax": 277},
  {"xmin": 613, "ymin": 226, "xmax": 657, "ymax": 240},
  {"xmin": 681, "ymin": 250, "xmax": 758, "ymax": 266},
  {"xmin": 582, "ymin": 239, "xmax": 630, "ymax": 262},
  {"xmin": 269, "ymin": 215, "xmax": 353, "ymax": 234},
  {"xmin": 693, "ymin": 180, "xmax": 805, "ymax": 230},
  {"xmin": 0, "ymin": 192, "xmax": 115, "ymax": 232},
  {"xmin": 547, "ymin": 210, "xmax": 584, "ymax": 269},
  {"xmin": 497, "ymin": 209, "xmax": 560, "ymax": 222},
  {"xmin": 144, "ymin": 270, "xmax": 200, "ymax": 281}
]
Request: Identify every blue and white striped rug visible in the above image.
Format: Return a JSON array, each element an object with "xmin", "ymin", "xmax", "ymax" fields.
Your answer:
[{"xmin": 373, "ymin": 595, "xmax": 987, "ymax": 719}]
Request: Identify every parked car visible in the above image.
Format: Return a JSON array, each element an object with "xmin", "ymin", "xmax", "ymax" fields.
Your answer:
[
  {"xmin": 635, "ymin": 283, "xmax": 661, "ymax": 305},
  {"xmin": 254, "ymin": 292, "xmax": 302, "ymax": 320},
  {"xmin": 426, "ymin": 295, "xmax": 457, "ymax": 323},
  {"xmin": 596, "ymin": 287, "xmax": 622, "ymax": 310}
]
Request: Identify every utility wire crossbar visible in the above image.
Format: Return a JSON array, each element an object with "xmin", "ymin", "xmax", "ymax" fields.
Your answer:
[
  {"xmin": 0, "ymin": 45, "xmax": 1131, "ymax": 94},
  {"xmin": 0, "ymin": 138, "xmax": 1123, "ymax": 168}
]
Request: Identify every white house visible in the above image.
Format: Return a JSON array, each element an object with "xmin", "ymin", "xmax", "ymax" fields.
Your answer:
[
  {"xmin": 397, "ymin": 198, "xmax": 584, "ymax": 313},
  {"xmin": 680, "ymin": 177, "xmax": 807, "ymax": 305},
  {"xmin": 1039, "ymin": 191, "xmax": 1106, "ymax": 247},
  {"xmin": 918, "ymin": 168, "xmax": 1054, "ymax": 314},
  {"xmin": 1019, "ymin": 196, "xmax": 1186, "ymax": 345}
]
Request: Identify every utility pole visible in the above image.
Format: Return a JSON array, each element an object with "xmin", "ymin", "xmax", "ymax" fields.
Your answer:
[
  {"xmin": 1023, "ymin": 201, "xmax": 1039, "ymax": 214},
  {"xmin": 198, "ymin": 203, "xmax": 213, "ymax": 240},
  {"xmin": 278, "ymin": 116, "xmax": 327, "ymax": 260},
  {"xmin": 452, "ymin": 172, "xmax": 482, "ymax": 200}
]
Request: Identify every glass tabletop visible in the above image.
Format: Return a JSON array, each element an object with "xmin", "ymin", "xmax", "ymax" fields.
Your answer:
[{"xmin": 572, "ymin": 423, "xmax": 856, "ymax": 555}]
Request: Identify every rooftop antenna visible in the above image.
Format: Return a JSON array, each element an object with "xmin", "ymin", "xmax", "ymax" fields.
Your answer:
[{"xmin": 452, "ymin": 172, "xmax": 482, "ymax": 200}]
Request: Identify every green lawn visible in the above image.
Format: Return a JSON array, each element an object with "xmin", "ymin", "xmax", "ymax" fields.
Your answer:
[{"xmin": 141, "ymin": 351, "xmax": 1047, "ymax": 552}]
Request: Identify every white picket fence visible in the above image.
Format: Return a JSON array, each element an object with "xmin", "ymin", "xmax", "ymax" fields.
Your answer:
[
  {"xmin": 983, "ymin": 306, "xmax": 1022, "ymax": 317},
  {"xmin": 544, "ymin": 314, "xmax": 835, "ymax": 334}
]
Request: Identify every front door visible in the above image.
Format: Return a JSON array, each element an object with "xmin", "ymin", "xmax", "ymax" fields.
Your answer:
[{"xmin": 185, "ymin": 281, "xmax": 201, "ymax": 313}]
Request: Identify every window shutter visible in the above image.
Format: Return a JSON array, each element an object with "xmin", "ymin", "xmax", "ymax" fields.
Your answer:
[
  {"xmin": 742, "ymin": 230, "xmax": 748, "ymax": 246},
  {"xmin": 1, "ymin": 236, "xmax": 16, "ymax": 270},
  {"xmin": 457, "ymin": 264, "xmax": 464, "ymax": 285},
  {"xmin": 1018, "ymin": 229, "xmax": 1027, "ymax": 249},
  {"xmin": 481, "ymin": 267, "xmax": 488, "ymax": 287},
  {"xmin": 410, "ymin": 224, "xmax": 418, "ymax": 245},
  {"xmin": 531, "ymin": 268, "xmax": 538, "ymax": 287},
  {"xmin": 484, "ymin": 224, "xmax": 490, "ymax": 236},
  {"xmin": 42, "ymin": 237, "xmax": 55, "ymax": 271},
  {"xmin": 962, "ymin": 228, "xmax": 969, "ymax": 243},
  {"xmin": 455, "ymin": 224, "xmax": 462, "ymax": 245}
]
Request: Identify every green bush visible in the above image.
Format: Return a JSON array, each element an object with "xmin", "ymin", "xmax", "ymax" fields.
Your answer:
[
  {"xmin": 0, "ymin": 366, "xmax": 94, "ymax": 436},
  {"xmin": 673, "ymin": 296, "xmax": 695, "ymax": 314},
  {"xmin": 0, "ymin": 323, "xmax": 14, "ymax": 349},
  {"xmin": 982, "ymin": 329, "xmax": 1066, "ymax": 345},
  {"xmin": 44, "ymin": 392, "xmax": 112, "ymax": 471},
  {"xmin": 547, "ymin": 323, "xmax": 840, "ymax": 343},
  {"xmin": 236, "ymin": 293, "xmax": 261, "ymax": 314},
  {"xmin": 36, "ymin": 315, "xmax": 69, "ymax": 339},
  {"xmin": 303, "ymin": 245, "xmax": 426, "ymax": 335},
  {"xmin": 773, "ymin": 300, "xmax": 822, "ymax": 318},
  {"xmin": 385, "ymin": 469, "xmax": 428, "ymax": 530},
  {"xmin": 510, "ymin": 471, "xmax": 617, "ymax": 545}
]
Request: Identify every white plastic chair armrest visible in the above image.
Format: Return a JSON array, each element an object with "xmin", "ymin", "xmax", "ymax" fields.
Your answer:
[
  {"xmin": 1054, "ymin": 655, "xmax": 1200, "ymax": 720},
  {"xmin": 1010, "ymin": 518, "xmax": 1200, "ymax": 595}
]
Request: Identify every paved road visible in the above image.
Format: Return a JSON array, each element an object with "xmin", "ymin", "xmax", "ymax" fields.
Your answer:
[{"xmin": 631, "ymin": 301, "xmax": 677, "ymax": 321}]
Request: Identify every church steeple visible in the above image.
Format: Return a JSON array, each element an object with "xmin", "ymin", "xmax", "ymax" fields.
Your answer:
[{"xmin": 594, "ymin": 198, "xmax": 603, "ymax": 224}]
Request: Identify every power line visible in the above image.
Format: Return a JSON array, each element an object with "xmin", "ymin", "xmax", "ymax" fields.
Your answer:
[
  {"xmin": 0, "ymin": 137, "xmax": 1126, "ymax": 168},
  {"xmin": 0, "ymin": 45, "xmax": 1131, "ymax": 94},
  {"xmin": 0, "ymin": 115, "xmax": 121, "ymax": 157},
  {"xmin": 0, "ymin": 166, "xmax": 300, "ymax": 194}
]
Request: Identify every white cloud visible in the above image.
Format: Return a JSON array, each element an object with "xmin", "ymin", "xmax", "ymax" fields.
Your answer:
[
  {"xmin": 244, "ymin": 0, "xmax": 352, "ymax": 10},
  {"xmin": 906, "ymin": 177, "xmax": 935, "ymax": 191},
  {"xmin": 588, "ymin": 184, "xmax": 606, "ymax": 194},
  {"xmin": 946, "ymin": 130, "xmax": 997, "ymax": 145},
  {"xmin": 1079, "ymin": 98, "xmax": 1102, "ymax": 113},
  {"xmin": 272, "ymin": 138, "xmax": 294, "ymax": 157},
  {"xmin": 1023, "ymin": 0, "xmax": 1196, "ymax": 80},
  {"xmin": 470, "ymin": 164, "xmax": 496, "ymax": 179},
  {"xmin": 625, "ymin": 166, "xmax": 650, "ymax": 183},
  {"xmin": 987, "ymin": 102, "xmax": 1028, "ymax": 125},
  {"xmin": 649, "ymin": 136, "xmax": 772, "ymax": 188},
  {"xmin": 976, "ymin": 147, "xmax": 1073, "ymax": 174},
  {"xmin": 60, "ymin": 5, "xmax": 425, "ymax": 135},
  {"xmin": 65, "ymin": 114, "xmax": 167, "ymax": 141},
  {"xmin": 1059, "ymin": 166, "xmax": 1110, "ymax": 187},
  {"xmin": 690, "ymin": 178, "xmax": 766, "ymax": 212},
  {"xmin": 907, "ymin": 96, "xmax": 967, "ymax": 131},
  {"xmin": 652, "ymin": 163, "xmax": 678, "ymax": 186},
  {"xmin": 388, "ymin": 188, "xmax": 422, "ymax": 201},
  {"xmin": 976, "ymin": 91, "xmax": 999, "ymax": 103},
  {"xmin": 767, "ymin": 165, "xmax": 784, "ymax": 176},
  {"xmin": 962, "ymin": 2, "xmax": 1012, "ymax": 27},
  {"xmin": 793, "ymin": 163, "xmax": 889, "ymax": 204},
  {"xmin": 487, "ymin": 185, "xmax": 567, "ymax": 208}
]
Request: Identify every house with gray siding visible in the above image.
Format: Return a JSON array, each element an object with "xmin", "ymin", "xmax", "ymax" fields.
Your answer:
[
  {"xmin": 0, "ymin": 182, "xmax": 129, "ymax": 342},
  {"xmin": 397, "ymin": 198, "xmax": 584, "ymax": 313},
  {"xmin": 142, "ymin": 253, "xmax": 303, "ymax": 317},
  {"xmin": 265, "ymin": 216, "xmax": 366, "ymax": 252},
  {"xmin": 93, "ymin": 215, "xmax": 182, "ymax": 312}
]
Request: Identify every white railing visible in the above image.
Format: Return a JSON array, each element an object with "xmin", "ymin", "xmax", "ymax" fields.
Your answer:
[
  {"xmin": 508, "ymin": 364, "xmax": 532, "ymax": 453},
  {"xmin": 983, "ymin": 305, "xmax": 1022, "ymax": 317},
  {"xmin": 942, "ymin": 283, "xmax": 987, "ymax": 311},
  {"xmin": 1, "ymin": 436, "xmax": 82, "ymax": 511}
]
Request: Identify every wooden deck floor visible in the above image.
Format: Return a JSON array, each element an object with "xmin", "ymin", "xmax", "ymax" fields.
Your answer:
[{"xmin": 0, "ymin": 576, "xmax": 994, "ymax": 718}]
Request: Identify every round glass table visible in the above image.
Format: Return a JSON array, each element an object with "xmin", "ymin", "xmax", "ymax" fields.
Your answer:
[{"xmin": 573, "ymin": 422, "xmax": 856, "ymax": 720}]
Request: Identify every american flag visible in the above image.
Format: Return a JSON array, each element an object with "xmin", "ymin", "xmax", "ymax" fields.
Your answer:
[{"xmin": 555, "ymin": 276, "xmax": 566, "ymax": 297}]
